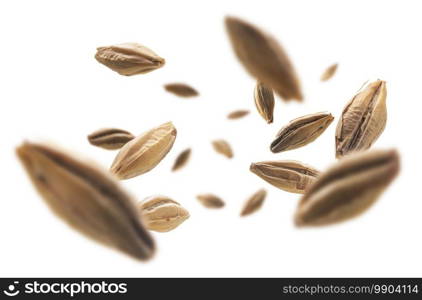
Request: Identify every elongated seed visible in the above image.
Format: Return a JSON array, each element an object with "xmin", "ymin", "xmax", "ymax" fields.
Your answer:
[
  {"xmin": 254, "ymin": 82, "xmax": 275, "ymax": 123},
  {"xmin": 295, "ymin": 149, "xmax": 400, "ymax": 227},
  {"xmin": 172, "ymin": 148, "xmax": 191, "ymax": 171},
  {"xmin": 164, "ymin": 83, "xmax": 199, "ymax": 97},
  {"xmin": 110, "ymin": 122, "xmax": 177, "ymax": 179},
  {"xmin": 227, "ymin": 110, "xmax": 250, "ymax": 120},
  {"xmin": 212, "ymin": 140, "xmax": 233, "ymax": 158},
  {"xmin": 16, "ymin": 142, "xmax": 155, "ymax": 261},
  {"xmin": 320, "ymin": 63, "xmax": 338, "ymax": 81},
  {"xmin": 225, "ymin": 16, "xmax": 302, "ymax": 101},
  {"xmin": 95, "ymin": 43, "xmax": 165, "ymax": 76},
  {"xmin": 87, "ymin": 128, "xmax": 135, "ymax": 150},
  {"xmin": 250, "ymin": 160, "xmax": 319, "ymax": 194},
  {"xmin": 335, "ymin": 80, "xmax": 387, "ymax": 158},
  {"xmin": 139, "ymin": 196, "xmax": 189, "ymax": 232},
  {"xmin": 240, "ymin": 189, "xmax": 267, "ymax": 216},
  {"xmin": 271, "ymin": 112, "xmax": 334, "ymax": 153},
  {"xmin": 196, "ymin": 194, "xmax": 225, "ymax": 208}
]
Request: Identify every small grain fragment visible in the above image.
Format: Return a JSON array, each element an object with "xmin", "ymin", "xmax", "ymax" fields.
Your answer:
[
  {"xmin": 320, "ymin": 63, "xmax": 338, "ymax": 81},
  {"xmin": 227, "ymin": 110, "xmax": 250, "ymax": 120},
  {"xmin": 172, "ymin": 148, "xmax": 191, "ymax": 171},
  {"xmin": 164, "ymin": 83, "xmax": 199, "ymax": 97},
  {"xmin": 212, "ymin": 140, "xmax": 233, "ymax": 158},
  {"xmin": 240, "ymin": 189, "xmax": 267, "ymax": 216},
  {"xmin": 87, "ymin": 128, "xmax": 134, "ymax": 150},
  {"xmin": 197, "ymin": 194, "xmax": 225, "ymax": 208}
]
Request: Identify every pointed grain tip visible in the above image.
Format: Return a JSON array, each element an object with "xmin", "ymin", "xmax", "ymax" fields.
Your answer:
[
  {"xmin": 16, "ymin": 142, "xmax": 34, "ymax": 166},
  {"xmin": 15, "ymin": 142, "xmax": 26, "ymax": 156},
  {"xmin": 294, "ymin": 215, "xmax": 306, "ymax": 228},
  {"xmin": 224, "ymin": 16, "xmax": 237, "ymax": 26},
  {"xmin": 269, "ymin": 143, "xmax": 277, "ymax": 153},
  {"xmin": 166, "ymin": 122, "xmax": 177, "ymax": 136},
  {"xmin": 295, "ymin": 93, "xmax": 304, "ymax": 102},
  {"xmin": 158, "ymin": 58, "xmax": 165, "ymax": 66}
]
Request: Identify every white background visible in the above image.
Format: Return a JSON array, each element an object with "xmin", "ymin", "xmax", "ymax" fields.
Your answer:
[{"xmin": 1, "ymin": 0, "xmax": 421, "ymax": 277}]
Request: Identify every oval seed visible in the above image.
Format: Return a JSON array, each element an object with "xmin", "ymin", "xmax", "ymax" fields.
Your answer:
[
  {"xmin": 295, "ymin": 149, "xmax": 400, "ymax": 227},
  {"xmin": 172, "ymin": 148, "xmax": 192, "ymax": 171},
  {"xmin": 164, "ymin": 83, "xmax": 199, "ymax": 97},
  {"xmin": 197, "ymin": 194, "xmax": 225, "ymax": 208},
  {"xmin": 95, "ymin": 42, "xmax": 165, "ymax": 76},
  {"xmin": 212, "ymin": 139, "xmax": 233, "ymax": 159},
  {"xmin": 87, "ymin": 128, "xmax": 134, "ymax": 150},
  {"xmin": 240, "ymin": 189, "xmax": 267, "ymax": 217},
  {"xmin": 16, "ymin": 142, "xmax": 155, "ymax": 260},
  {"xmin": 139, "ymin": 196, "xmax": 190, "ymax": 232},
  {"xmin": 110, "ymin": 122, "xmax": 177, "ymax": 179},
  {"xmin": 270, "ymin": 112, "xmax": 334, "ymax": 153}
]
